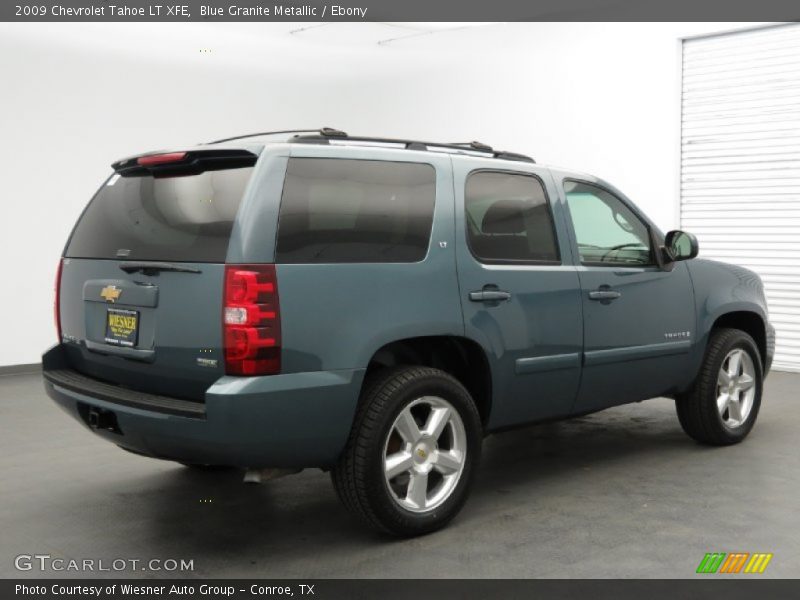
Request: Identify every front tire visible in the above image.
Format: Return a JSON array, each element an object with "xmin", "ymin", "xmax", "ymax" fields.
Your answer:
[
  {"xmin": 332, "ymin": 366, "xmax": 482, "ymax": 537},
  {"xmin": 676, "ymin": 328, "xmax": 763, "ymax": 445}
]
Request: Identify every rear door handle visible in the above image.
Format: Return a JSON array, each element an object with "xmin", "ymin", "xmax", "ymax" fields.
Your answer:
[
  {"xmin": 588, "ymin": 290, "xmax": 621, "ymax": 301},
  {"xmin": 469, "ymin": 289, "xmax": 511, "ymax": 302}
]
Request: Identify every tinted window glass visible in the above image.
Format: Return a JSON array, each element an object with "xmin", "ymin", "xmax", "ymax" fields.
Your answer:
[
  {"xmin": 276, "ymin": 158, "xmax": 436, "ymax": 264},
  {"xmin": 564, "ymin": 181, "xmax": 652, "ymax": 266},
  {"xmin": 465, "ymin": 171, "xmax": 559, "ymax": 263},
  {"xmin": 65, "ymin": 168, "xmax": 254, "ymax": 262}
]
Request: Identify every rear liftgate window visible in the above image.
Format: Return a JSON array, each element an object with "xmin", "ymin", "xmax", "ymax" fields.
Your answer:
[
  {"xmin": 65, "ymin": 167, "xmax": 255, "ymax": 262},
  {"xmin": 276, "ymin": 158, "xmax": 436, "ymax": 263}
]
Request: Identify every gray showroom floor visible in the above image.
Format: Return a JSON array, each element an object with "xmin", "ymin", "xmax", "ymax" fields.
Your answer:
[{"xmin": 0, "ymin": 370, "xmax": 798, "ymax": 579}]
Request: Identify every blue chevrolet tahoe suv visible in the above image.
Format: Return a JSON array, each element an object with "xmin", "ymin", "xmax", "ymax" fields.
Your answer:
[{"xmin": 44, "ymin": 128, "xmax": 775, "ymax": 536}]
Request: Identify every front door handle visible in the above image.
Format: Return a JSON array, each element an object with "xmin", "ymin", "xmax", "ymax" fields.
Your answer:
[
  {"xmin": 588, "ymin": 289, "xmax": 622, "ymax": 301},
  {"xmin": 469, "ymin": 289, "xmax": 511, "ymax": 302}
]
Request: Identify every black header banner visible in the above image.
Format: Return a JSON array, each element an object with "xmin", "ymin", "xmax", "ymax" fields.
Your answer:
[{"xmin": 3, "ymin": 0, "xmax": 800, "ymax": 22}]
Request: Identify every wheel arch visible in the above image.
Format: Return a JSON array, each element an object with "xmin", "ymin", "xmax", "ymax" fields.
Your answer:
[
  {"xmin": 710, "ymin": 310, "xmax": 768, "ymax": 371},
  {"xmin": 363, "ymin": 335, "xmax": 493, "ymax": 426}
]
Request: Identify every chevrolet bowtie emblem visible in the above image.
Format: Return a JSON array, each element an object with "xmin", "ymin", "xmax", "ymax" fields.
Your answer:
[{"xmin": 100, "ymin": 285, "xmax": 122, "ymax": 303}]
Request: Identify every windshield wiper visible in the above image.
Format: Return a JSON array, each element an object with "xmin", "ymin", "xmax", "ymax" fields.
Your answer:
[{"xmin": 119, "ymin": 262, "xmax": 202, "ymax": 275}]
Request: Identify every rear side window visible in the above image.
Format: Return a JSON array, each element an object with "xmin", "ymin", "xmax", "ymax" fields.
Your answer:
[
  {"xmin": 465, "ymin": 171, "xmax": 559, "ymax": 263},
  {"xmin": 275, "ymin": 158, "xmax": 436, "ymax": 264},
  {"xmin": 65, "ymin": 167, "xmax": 254, "ymax": 262}
]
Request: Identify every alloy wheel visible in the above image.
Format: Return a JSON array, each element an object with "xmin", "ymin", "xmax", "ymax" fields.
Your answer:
[
  {"xmin": 382, "ymin": 396, "xmax": 467, "ymax": 513},
  {"xmin": 716, "ymin": 348, "xmax": 756, "ymax": 428}
]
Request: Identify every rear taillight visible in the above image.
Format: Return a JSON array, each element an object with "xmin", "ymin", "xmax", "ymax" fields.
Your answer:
[
  {"xmin": 54, "ymin": 258, "xmax": 63, "ymax": 341},
  {"xmin": 223, "ymin": 264, "xmax": 281, "ymax": 376}
]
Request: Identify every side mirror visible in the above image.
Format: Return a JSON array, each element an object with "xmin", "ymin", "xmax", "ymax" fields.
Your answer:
[{"xmin": 664, "ymin": 230, "xmax": 699, "ymax": 262}]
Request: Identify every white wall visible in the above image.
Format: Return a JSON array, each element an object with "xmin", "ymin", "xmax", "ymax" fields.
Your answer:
[{"xmin": 0, "ymin": 21, "xmax": 764, "ymax": 366}]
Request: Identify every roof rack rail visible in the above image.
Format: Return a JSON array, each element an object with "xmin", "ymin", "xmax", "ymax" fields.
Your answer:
[
  {"xmin": 206, "ymin": 127, "xmax": 346, "ymax": 145},
  {"xmin": 293, "ymin": 133, "xmax": 535, "ymax": 163}
]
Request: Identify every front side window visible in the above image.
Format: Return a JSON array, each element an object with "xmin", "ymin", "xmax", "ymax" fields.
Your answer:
[
  {"xmin": 564, "ymin": 181, "xmax": 652, "ymax": 266},
  {"xmin": 465, "ymin": 171, "xmax": 559, "ymax": 263},
  {"xmin": 276, "ymin": 158, "xmax": 436, "ymax": 263}
]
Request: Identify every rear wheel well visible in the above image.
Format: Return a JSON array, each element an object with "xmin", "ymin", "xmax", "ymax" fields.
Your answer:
[
  {"xmin": 365, "ymin": 336, "xmax": 492, "ymax": 426},
  {"xmin": 711, "ymin": 311, "xmax": 767, "ymax": 368}
]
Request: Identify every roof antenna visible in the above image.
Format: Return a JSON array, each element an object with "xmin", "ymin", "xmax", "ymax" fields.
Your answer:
[{"xmin": 319, "ymin": 127, "xmax": 348, "ymax": 138}]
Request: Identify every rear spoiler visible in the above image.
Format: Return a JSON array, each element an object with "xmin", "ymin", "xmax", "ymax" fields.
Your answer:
[{"xmin": 112, "ymin": 149, "xmax": 258, "ymax": 177}]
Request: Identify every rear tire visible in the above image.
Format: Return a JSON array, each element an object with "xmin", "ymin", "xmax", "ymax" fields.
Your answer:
[
  {"xmin": 676, "ymin": 328, "xmax": 763, "ymax": 445},
  {"xmin": 332, "ymin": 366, "xmax": 482, "ymax": 537}
]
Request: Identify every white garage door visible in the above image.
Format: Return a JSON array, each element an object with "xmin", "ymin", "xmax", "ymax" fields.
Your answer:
[{"xmin": 681, "ymin": 23, "xmax": 800, "ymax": 372}]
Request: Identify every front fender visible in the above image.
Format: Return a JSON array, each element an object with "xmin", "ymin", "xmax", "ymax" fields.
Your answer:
[{"xmin": 686, "ymin": 258, "xmax": 769, "ymax": 375}]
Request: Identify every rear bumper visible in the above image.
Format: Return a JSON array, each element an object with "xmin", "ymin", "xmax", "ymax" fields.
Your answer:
[{"xmin": 42, "ymin": 345, "xmax": 364, "ymax": 468}]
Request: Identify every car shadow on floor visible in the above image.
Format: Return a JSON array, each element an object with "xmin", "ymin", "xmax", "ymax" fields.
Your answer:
[{"xmin": 118, "ymin": 402, "xmax": 712, "ymax": 565}]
